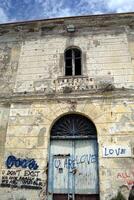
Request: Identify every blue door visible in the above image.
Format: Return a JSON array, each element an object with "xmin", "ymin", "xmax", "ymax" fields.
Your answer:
[
  {"xmin": 48, "ymin": 114, "xmax": 99, "ymax": 200},
  {"xmin": 48, "ymin": 140, "xmax": 99, "ymax": 200}
]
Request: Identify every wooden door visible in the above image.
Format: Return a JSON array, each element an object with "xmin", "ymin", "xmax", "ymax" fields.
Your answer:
[{"xmin": 48, "ymin": 140, "xmax": 99, "ymax": 200}]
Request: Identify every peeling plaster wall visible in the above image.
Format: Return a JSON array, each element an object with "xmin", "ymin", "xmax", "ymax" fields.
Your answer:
[
  {"xmin": 0, "ymin": 99, "xmax": 133, "ymax": 200},
  {"xmin": 14, "ymin": 31, "xmax": 134, "ymax": 93},
  {"xmin": 0, "ymin": 17, "xmax": 133, "ymax": 95},
  {"xmin": 0, "ymin": 104, "xmax": 10, "ymax": 165},
  {"xmin": 0, "ymin": 14, "xmax": 133, "ymax": 200},
  {"xmin": 0, "ymin": 32, "xmax": 21, "ymax": 95}
]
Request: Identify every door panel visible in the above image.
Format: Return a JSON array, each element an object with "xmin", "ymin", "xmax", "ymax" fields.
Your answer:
[
  {"xmin": 75, "ymin": 140, "xmax": 99, "ymax": 194},
  {"xmin": 48, "ymin": 139, "xmax": 99, "ymax": 200},
  {"xmin": 48, "ymin": 140, "xmax": 73, "ymax": 195}
]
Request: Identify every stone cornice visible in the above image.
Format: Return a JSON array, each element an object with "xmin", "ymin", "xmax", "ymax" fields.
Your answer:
[
  {"xmin": 0, "ymin": 12, "xmax": 134, "ymax": 36},
  {"xmin": 0, "ymin": 89, "xmax": 133, "ymax": 104}
]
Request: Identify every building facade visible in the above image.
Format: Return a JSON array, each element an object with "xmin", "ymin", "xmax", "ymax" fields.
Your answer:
[{"xmin": 0, "ymin": 13, "xmax": 134, "ymax": 200}]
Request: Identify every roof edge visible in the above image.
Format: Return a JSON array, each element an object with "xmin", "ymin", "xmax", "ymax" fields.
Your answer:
[{"xmin": 1, "ymin": 12, "xmax": 134, "ymax": 27}]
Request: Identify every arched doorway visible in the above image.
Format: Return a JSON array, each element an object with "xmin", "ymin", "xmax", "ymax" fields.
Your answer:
[{"xmin": 48, "ymin": 114, "xmax": 99, "ymax": 200}]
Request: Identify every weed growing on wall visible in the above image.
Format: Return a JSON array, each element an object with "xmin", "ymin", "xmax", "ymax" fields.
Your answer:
[{"xmin": 111, "ymin": 191, "xmax": 126, "ymax": 200}]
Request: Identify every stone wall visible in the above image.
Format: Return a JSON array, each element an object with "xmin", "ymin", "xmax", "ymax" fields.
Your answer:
[
  {"xmin": 0, "ymin": 98, "xmax": 133, "ymax": 199},
  {"xmin": 14, "ymin": 31, "xmax": 134, "ymax": 94},
  {"xmin": 0, "ymin": 14, "xmax": 133, "ymax": 96},
  {"xmin": 0, "ymin": 104, "xmax": 10, "ymax": 168},
  {"xmin": 0, "ymin": 13, "xmax": 133, "ymax": 200}
]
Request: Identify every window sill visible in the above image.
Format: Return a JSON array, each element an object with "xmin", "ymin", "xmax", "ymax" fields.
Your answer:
[
  {"xmin": 55, "ymin": 76, "xmax": 97, "ymax": 93},
  {"xmin": 57, "ymin": 75, "xmax": 88, "ymax": 79}
]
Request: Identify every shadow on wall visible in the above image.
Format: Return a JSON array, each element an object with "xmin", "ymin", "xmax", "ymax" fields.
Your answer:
[{"xmin": 128, "ymin": 185, "xmax": 134, "ymax": 200}]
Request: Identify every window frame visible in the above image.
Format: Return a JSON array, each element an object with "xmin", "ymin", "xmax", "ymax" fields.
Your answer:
[{"xmin": 64, "ymin": 47, "xmax": 82, "ymax": 76}]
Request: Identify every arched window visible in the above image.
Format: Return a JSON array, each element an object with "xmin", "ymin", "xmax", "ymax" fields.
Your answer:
[
  {"xmin": 65, "ymin": 48, "xmax": 82, "ymax": 76},
  {"xmin": 51, "ymin": 114, "xmax": 97, "ymax": 139}
]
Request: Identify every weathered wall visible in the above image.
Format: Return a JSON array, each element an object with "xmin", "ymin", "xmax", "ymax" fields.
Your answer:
[
  {"xmin": 0, "ymin": 98, "xmax": 133, "ymax": 200},
  {"xmin": 14, "ymin": 31, "xmax": 134, "ymax": 93},
  {"xmin": 0, "ymin": 13, "xmax": 133, "ymax": 200},
  {"xmin": 0, "ymin": 31, "xmax": 21, "ymax": 95},
  {"xmin": 0, "ymin": 104, "xmax": 10, "ymax": 167},
  {"xmin": 0, "ymin": 16, "xmax": 133, "ymax": 95}
]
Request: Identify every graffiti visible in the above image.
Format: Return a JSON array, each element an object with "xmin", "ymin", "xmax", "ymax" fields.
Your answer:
[
  {"xmin": 117, "ymin": 171, "xmax": 134, "ymax": 186},
  {"xmin": 1, "ymin": 156, "xmax": 42, "ymax": 190},
  {"xmin": 6, "ymin": 156, "xmax": 39, "ymax": 170},
  {"xmin": 54, "ymin": 154, "xmax": 97, "ymax": 170},
  {"xmin": 103, "ymin": 146, "xmax": 131, "ymax": 157},
  {"xmin": 1, "ymin": 169, "xmax": 42, "ymax": 189}
]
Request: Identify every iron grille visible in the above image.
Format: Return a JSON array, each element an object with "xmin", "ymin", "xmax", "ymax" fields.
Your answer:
[{"xmin": 51, "ymin": 114, "xmax": 97, "ymax": 139}]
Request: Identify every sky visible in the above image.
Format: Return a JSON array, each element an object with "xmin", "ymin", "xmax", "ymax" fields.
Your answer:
[{"xmin": 0, "ymin": 0, "xmax": 134, "ymax": 23}]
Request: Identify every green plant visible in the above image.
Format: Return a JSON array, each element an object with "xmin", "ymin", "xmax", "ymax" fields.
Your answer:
[{"xmin": 111, "ymin": 191, "xmax": 126, "ymax": 200}]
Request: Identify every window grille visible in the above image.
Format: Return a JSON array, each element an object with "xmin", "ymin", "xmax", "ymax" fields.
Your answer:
[{"xmin": 51, "ymin": 114, "xmax": 97, "ymax": 139}]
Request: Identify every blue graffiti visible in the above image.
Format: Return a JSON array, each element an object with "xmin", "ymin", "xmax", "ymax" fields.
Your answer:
[
  {"xmin": 6, "ymin": 156, "xmax": 39, "ymax": 170},
  {"xmin": 54, "ymin": 154, "xmax": 97, "ymax": 170},
  {"xmin": 104, "ymin": 147, "xmax": 127, "ymax": 157}
]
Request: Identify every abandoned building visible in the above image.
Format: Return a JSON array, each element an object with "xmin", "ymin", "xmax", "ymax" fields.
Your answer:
[{"xmin": 0, "ymin": 12, "xmax": 134, "ymax": 200}]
